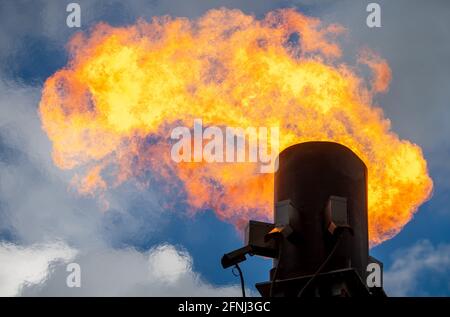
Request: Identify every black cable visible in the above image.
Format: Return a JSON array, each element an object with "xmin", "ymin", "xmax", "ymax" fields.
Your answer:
[
  {"xmin": 297, "ymin": 232, "xmax": 344, "ymax": 297},
  {"xmin": 269, "ymin": 240, "xmax": 283, "ymax": 297},
  {"xmin": 232, "ymin": 263, "xmax": 246, "ymax": 297}
]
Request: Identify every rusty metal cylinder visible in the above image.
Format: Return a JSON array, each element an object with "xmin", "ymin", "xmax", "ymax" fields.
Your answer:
[{"xmin": 273, "ymin": 141, "xmax": 369, "ymax": 281}]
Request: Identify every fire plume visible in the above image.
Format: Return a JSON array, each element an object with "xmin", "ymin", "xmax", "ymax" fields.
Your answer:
[{"xmin": 39, "ymin": 9, "xmax": 433, "ymax": 245}]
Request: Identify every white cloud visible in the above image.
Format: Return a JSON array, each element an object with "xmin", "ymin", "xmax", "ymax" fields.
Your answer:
[
  {"xmin": 0, "ymin": 242, "xmax": 246, "ymax": 297},
  {"xmin": 384, "ymin": 240, "xmax": 450, "ymax": 296},
  {"xmin": 148, "ymin": 244, "xmax": 193, "ymax": 284},
  {"xmin": 0, "ymin": 241, "xmax": 76, "ymax": 296}
]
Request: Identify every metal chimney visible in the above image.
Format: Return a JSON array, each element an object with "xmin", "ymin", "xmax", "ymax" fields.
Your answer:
[
  {"xmin": 273, "ymin": 141, "xmax": 368, "ymax": 280},
  {"xmin": 221, "ymin": 141, "xmax": 385, "ymax": 297}
]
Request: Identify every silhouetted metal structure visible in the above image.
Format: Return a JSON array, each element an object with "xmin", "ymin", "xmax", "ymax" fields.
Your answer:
[{"xmin": 222, "ymin": 142, "xmax": 385, "ymax": 297}]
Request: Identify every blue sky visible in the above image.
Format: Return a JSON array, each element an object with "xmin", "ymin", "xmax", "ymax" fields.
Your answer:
[{"xmin": 0, "ymin": 0, "xmax": 449, "ymax": 296}]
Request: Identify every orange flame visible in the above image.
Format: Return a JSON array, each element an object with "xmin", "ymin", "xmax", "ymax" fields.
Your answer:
[{"xmin": 39, "ymin": 9, "xmax": 432, "ymax": 245}]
